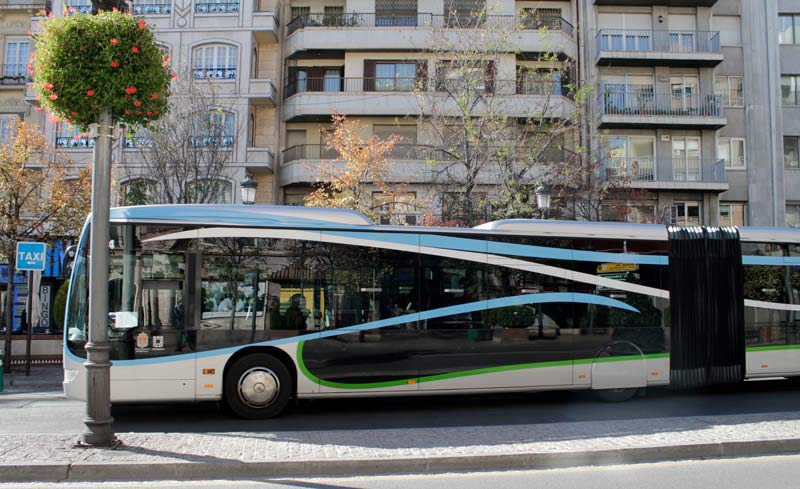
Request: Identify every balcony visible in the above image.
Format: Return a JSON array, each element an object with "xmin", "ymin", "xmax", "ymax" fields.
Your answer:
[
  {"xmin": 597, "ymin": 89, "xmax": 726, "ymax": 129},
  {"xmin": 594, "ymin": 0, "xmax": 717, "ymax": 5},
  {"xmin": 0, "ymin": 0, "xmax": 47, "ymax": 9},
  {"xmin": 285, "ymin": 13, "xmax": 576, "ymax": 59},
  {"xmin": 245, "ymin": 79, "xmax": 276, "ymax": 106},
  {"xmin": 596, "ymin": 30, "xmax": 723, "ymax": 67},
  {"xmin": 281, "ymin": 143, "xmax": 570, "ymax": 186},
  {"xmin": 283, "ymin": 78, "xmax": 575, "ymax": 121},
  {"xmin": 246, "ymin": 147, "xmax": 274, "ymax": 172},
  {"xmin": 0, "ymin": 65, "xmax": 28, "ymax": 87},
  {"xmin": 601, "ymin": 157, "xmax": 728, "ymax": 191}
]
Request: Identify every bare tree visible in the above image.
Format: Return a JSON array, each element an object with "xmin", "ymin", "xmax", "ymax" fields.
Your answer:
[
  {"xmin": 121, "ymin": 75, "xmax": 239, "ymax": 205},
  {"xmin": 414, "ymin": 5, "xmax": 649, "ymax": 224}
]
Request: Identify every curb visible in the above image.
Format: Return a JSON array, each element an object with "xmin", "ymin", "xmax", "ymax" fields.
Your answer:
[{"xmin": 2, "ymin": 438, "xmax": 800, "ymax": 482}]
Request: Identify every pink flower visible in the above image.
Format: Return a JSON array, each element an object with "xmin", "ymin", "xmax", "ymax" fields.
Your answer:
[
  {"xmin": 34, "ymin": 107, "xmax": 42, "ymax": 112},
  {"xmin": 110, "ymin": 38, "xmax": 119, "ymax": 46},
  {"xmin": 132, "ymin": 46, "xmax": 139, "ymax": 54},
  {"xmin": 49, "ymin": 93, "xmax": 57, "ymax": 100},
  {"xmin": 43, "ymin": 82, "xmax": 54, "ymax": 90},
  {"xmin": 133, "ymin": 100, "xmax": 142, "ymax": 107},
  {"xmin": 124, "ymin": 86, "xmax": 137, "ymax": 95},
  {"xmin": 86, "ymin": 89, "xmax": 94, "ymax": 97},
  {"xmin": 138, "ymin": 19, "xmax": 146, "ymax": 29},
  {"xmin": 110, "ymin": 60, "xmax": 119, "ymax": 68},
  {"xmin": 150, "ymin": 92, "xmax": 158, "ymax": 99},
  {"xmin": 124, "ymin": 109, "xmax": 131, "ymax": 115}
]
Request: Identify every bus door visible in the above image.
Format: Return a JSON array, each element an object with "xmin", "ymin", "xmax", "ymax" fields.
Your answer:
[{"xmin": 107, "ymin": 225, "xmax": 196, "ymax": 402}]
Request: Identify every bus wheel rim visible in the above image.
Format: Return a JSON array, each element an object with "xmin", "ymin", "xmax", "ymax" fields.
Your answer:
[{"xmin": 238, "ymin": 367, "xmax": 280, "ymax": 408}]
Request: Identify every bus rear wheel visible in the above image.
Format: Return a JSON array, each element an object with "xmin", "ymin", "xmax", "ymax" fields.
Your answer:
[
  {"xmin": 225, "ymin": 353, "xmax": 292, "ymax": 419},
  {"xmin": 593, "ymin": 387, "xmax": 639, "ymax": 402}
]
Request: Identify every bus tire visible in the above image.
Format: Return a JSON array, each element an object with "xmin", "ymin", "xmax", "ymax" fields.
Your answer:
[
  {"xmin": 593, "ymin": 387, "xmax": 639, "ymax": 403},
  {"xmin": 224, "ymin": 353, "xmax": 292, "ymax": 419}
]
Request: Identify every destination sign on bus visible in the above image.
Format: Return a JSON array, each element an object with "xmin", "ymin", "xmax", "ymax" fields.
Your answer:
[{"xmin": 596, "ymin": 262, "xmax": 638, "ymax": 274}]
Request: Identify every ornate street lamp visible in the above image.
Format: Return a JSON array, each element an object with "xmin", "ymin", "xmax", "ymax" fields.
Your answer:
[
  {"xmin": 240, "ymin": 173, "xmax": 257, "ymax": 205},
  {"xmin": 535, "ymin": 184, "xmax": 551, "ymax": 219}
]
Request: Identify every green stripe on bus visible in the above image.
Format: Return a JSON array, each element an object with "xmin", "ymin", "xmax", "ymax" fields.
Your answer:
[
  {"xmin": 746, "ymin": 345, "xmax": 800, "ymax": 352},
  {"xmin": 296, "ymin": 343, "xmax": 671, "ymax": 390}
]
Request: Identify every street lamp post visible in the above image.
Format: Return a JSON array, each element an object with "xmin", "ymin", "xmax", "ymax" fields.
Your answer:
[
  {"xmin": 535, "ymin": 184, "xmax": 551, "ymax": 219},
  {"xmin": 240, "ymin": 173, "xmax": 257, "ymax": 205}
]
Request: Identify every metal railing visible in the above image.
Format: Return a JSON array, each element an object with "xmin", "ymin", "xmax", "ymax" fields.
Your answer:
[
  {"xmin": 132, "ymin": 3, "xmax": 172, "ymax": 14},
  {"xmin": 595, "ymin": 29, "xmax": 721, "ymax": 56},
  {"xmin": 124, "ymin": 136, "xmax": 151, "ymax": 148},
  {"xmin": 601, "ymin": 157, "xmax": 726, "ymax": 183},
  {"xmin": 283, "ymin": 143, "xmax": 570, "ymax": 164},
  {"xmin": 188, "ymin": 135, "xmax": 234, "ymax": 147},
  {"xmin": 55, "ymin": 137, "xmax": 94, "ymax": 149},
  {"xmin": 1, "ymin": 65, "xmax": 27, "ymax": 84},
  {"xmin": 598, "ymin": 88, "xmax": 724, "ymax": 118},
  {"xmin": 287, "ymin": 12, "xmax": 574, "ymax": 36},
  {"xmin": 192, "ymin": 68, "xmax": 237, "ymax": 80},
  {"xmin": 195, "ymin": 1, "xmax": 239, "ymax": 13},
  {"xmin": 285, "ymin": 77, "xmax": 568, "ymax": 98}
]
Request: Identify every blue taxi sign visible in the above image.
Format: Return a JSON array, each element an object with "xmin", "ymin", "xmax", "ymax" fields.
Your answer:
[{"xmin": 16, "ymin": 242, "xmax": 46, "ymax": 271}]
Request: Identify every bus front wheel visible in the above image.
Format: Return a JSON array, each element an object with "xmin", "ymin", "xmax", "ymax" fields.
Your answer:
[
  {"xmin": 593, "ymin": 387, "xmax": 639, "ymax": 402},
  {"xmin": 224, "ymin": 353, "xmax": 292, "ymax": 419}
]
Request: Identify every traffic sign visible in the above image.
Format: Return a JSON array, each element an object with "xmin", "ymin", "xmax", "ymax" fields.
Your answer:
[{"xmin": 16, "ymin": 242, "xmax": 46, "ymax": 271}]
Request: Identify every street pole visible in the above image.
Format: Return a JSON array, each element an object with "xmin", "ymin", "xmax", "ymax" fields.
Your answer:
[
  {"xmin": 24, "ymin": 271, "xmax": 32, "ymax": 376},
  {"xmin": 80, "ymin": 108, "xmax": 115, "ymax": 447}
]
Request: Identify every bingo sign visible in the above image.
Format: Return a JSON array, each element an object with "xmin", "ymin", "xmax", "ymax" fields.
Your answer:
[{"xmin": 16, "ymin": 242, "xmax": 47, "ymax": 271}]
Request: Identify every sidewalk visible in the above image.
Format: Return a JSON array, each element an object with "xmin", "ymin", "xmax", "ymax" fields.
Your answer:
[
  {"xmin": 2, "ymin": 366, "xmax": 62, "ymax": 392},
  {"xmin": 1, "ymin": 400, "xmax": 800, "ymax": 482}
]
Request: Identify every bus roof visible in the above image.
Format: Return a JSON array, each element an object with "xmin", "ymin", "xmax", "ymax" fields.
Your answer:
[
  {"xmin": 105, "ymin": 205, "xmax": 800, "ymax": 244},
  {"xmin": 109, "ymin": 205, "xmax": 373, "ymax": 227}
]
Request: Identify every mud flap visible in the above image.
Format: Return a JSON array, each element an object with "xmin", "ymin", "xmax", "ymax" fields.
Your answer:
[{"xmin": 668, "ymin": 226, "xmax": 745, "ymax": 388}]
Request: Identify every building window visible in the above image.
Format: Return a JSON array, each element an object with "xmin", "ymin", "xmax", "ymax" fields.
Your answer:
[
  {"xmin": 132, "ymin": 0, "xmax": 172, "ymax": 15},
  {"xmin": 718, "ymin": 137, "xmax": 745, "ymax": 169},
  {"xmin": 788, "ymin": 204, "xmax": 800, "ymax": 228},
  {"xmin": 783, "ymin": 75, "xmax": 800, "ymax": 106},
  {"xmin": 779, "ymin": 14, "xmax": 800, "ymax": 45},
  {"xmin": 373, "ymin": 124, "xmax": 418, "ymax": 158},
  {"xmin": 785, "ymin": 136, "xmax": 800, "ymax": 168},
  {"xmin": 435, "ymin": 60, "xmax": 494, "ymax": 93},
  {"xmin": 715, "ymin": 76, "xmax": 743, "ymax": 107},
  {"xmin": 290, "ymin": 6, "xmax": 310, "ymax": 20},
  {"xmin": 195, "ymin": 0, "xmax": 239, "ymax": 13},
  {"xmin": 120, "ymin": 178, "xmax": 159, "ymax": 206},
  {"xmin": 720, "ymin": 203, "xmax": 745, "ymax": 227},
  {"xmin": 442, "ymin": 192, "xmax": 487, "ymax": 223},
  {"xmin": 375, "ymin": 62, "xmax": 417, "ymax": 92},
  {"xmin": 65, "ymin": 0, "xmax": 91, "ymax": 14},
  {"xmin": 124, "ymin": 126, "xmax": 153, "ymax": 148},
  {"xmin": 3, "ymin": 39, "xmax": 28, "ymax": 84},
  {"xmin": 671, "ymin": 201, "xmax": 701, "ymax": 227},
  {"xmin": 55, "ymin": 124, "xmax": 94, "ymax": 149},
  {"xmin": 376, "ymin": 0, "xmax": 417, "ymax": 26},
  {"xmin": 601, "ymin": 136, "xmax": 656, "ymax": 181},
  {"xmin": 188, "ymin": 179, "xmax": 232, "ymax": 203},
  {"xmin": 372, "ymin": 192, "xmax": 419, "ymax": 225},
  {"xmin": 190, "ymin": 111, "xmax": 235, "ymax": 147},
  {"xmin": 0, "ymin": 116, "xmax": 17, "ymax": 144},
  {"xmin": 193, "ymin": 44, "xmax": 237, "ymax": 80}
]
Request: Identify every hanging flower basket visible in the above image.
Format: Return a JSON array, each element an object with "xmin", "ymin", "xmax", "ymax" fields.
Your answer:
[{"xmin": 31, "ymin": 10, "xmax": 172, "ymax": 131}]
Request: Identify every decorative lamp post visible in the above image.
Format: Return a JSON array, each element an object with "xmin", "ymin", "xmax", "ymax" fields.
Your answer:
[
  {"xmin": 535, "ymin": 184, "xmax": 551, "ymax": 219},
  {"xmin": 240, "ymin": 173, "xmax": 257, "ymax": 205}
]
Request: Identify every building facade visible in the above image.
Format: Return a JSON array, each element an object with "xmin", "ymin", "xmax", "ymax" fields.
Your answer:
[{"xmin": 8, "ymin": 0, "xmax": 800, "ymax": 226}]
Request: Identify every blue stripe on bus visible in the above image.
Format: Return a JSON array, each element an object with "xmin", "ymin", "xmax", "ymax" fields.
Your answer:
[
  {"xmin": 742, "ymin": 256, "xmax": 800, "ymax": 266},
  {"xmin": 326, "ymin": 231, "xmax": 669, "ymax": 265},
  {"xmin": 95, "ymin": 293, "xmax": 638, "ymax": 366}
]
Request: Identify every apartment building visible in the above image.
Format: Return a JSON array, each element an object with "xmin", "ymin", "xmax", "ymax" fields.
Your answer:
[{"xmin": 12, "ymin": 0, "xmax": 800, "ymax": 226}]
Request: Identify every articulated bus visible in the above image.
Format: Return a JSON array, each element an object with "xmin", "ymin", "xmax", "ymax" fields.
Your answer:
[{"xmin": 63, "ymin": 205, "xmax": 800, "ymax": 418}]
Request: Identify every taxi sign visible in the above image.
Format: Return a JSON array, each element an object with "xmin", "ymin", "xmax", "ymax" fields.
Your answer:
[
  {"xmin": 596, "ymin": 262, "xmax": 638, "ymax": 274},
  {"xmin": 16, "ymin": 242, "xmax": 46, "ymax": 271}
]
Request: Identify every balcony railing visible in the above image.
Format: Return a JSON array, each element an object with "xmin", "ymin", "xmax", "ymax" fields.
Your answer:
[
  {"xmin": 601, "ymin": 157, "xmax": 726, "ymax": 183},
  {"xmin": 596, "ymin": 29, "xmax": 721, "ymax": 56},
  {"xmin": 192, "ymin": 68, "xmax": 237, "ymax": 80},
  {"xmin": 195, "ymin": 1, "xmax": 239, "ymax": 13},
  {"xmin": 55, "ymin": 136, "xmax": 94, "ymax": 149},
  {"xmin": 132, "ymin": 3, "xmax": 172, "ymax": 14},
  {"xmin": 285, "ymin": 77, "xmax": 569, "ymax": 98},
  {"xmin": 287, "ymin": 13, "xmax": 574, "ymax": 36},
  {"xmin": 598, "ymin": 88, "xmax": 723, "ymax": 118},
  {"xmin": 1, "ymin": 65, "xmax": 27, "ymax": 85},
  {"xmin": 283, "ymin": 143, "xmax": 571, "ymax": 164}
]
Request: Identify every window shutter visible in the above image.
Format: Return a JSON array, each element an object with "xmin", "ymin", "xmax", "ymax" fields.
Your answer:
[
  {"xmin": 308, "ymin": 67, "xmax": 324, "ymax": 91},
  {"xmin": 516, "ymin": 66, "xmax": 528, "ymax": 94},
  {"xmin": 415, "ymin": 60, "xmax": 428, "ymax": 90},
  {"xmin": 364, "ymin": 60, "xmax": 376, "ymax": 91},
  {"xmin": 485, "ymin": 60, "xmax": 496, "ymax": 93},
  {"xmin": 287, "ymin": 66, "xmax": 298, "ymax": 96}
]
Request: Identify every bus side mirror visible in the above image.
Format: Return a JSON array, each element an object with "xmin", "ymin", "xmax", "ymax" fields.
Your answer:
[{"xmin": 62, "ymin": 245, "xmax": 77, "ymax": 278}]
